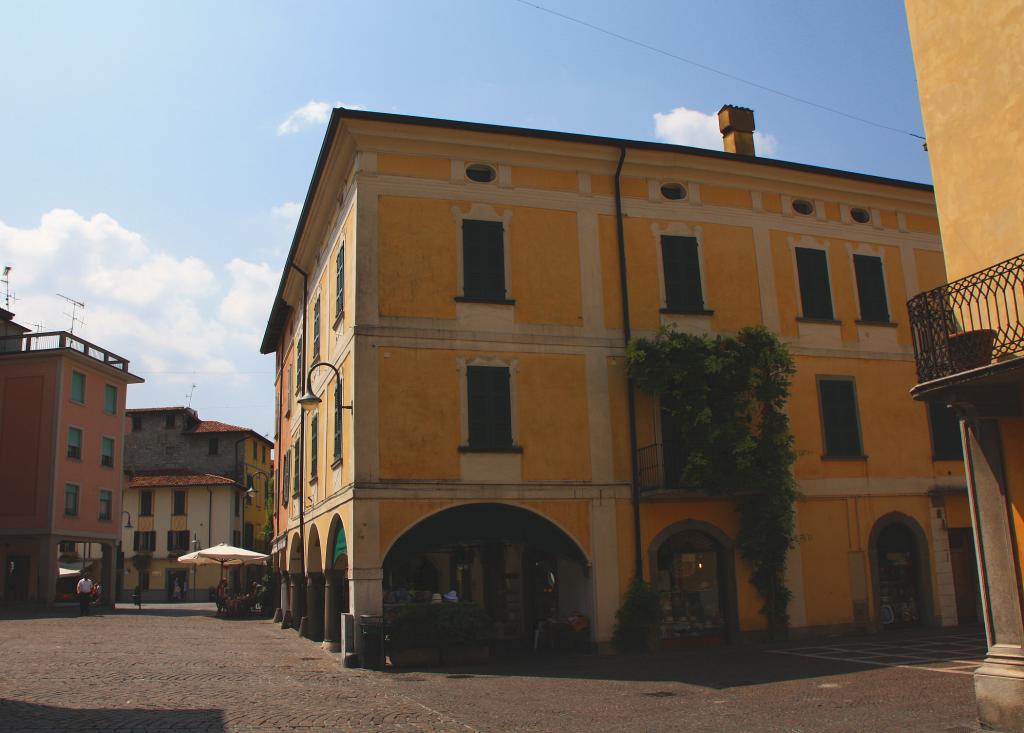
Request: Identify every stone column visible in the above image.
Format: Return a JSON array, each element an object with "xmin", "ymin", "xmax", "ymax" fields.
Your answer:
[
  {"xmin": 100, "ymin": 543, "xmax": 116, "ymax": 607},
  {"xmin": 323, "ymin": 571, "xmax": 342, "ymax": 652},
  {"xmin": 288, "ymin": 573, "xmax": 303, "ymax": 631},
  {"xmin": 349, "ymin": 567, "xmax": 383, "ymax": 661},
  {"xmin": 37, "ymin": 536, "xmax": 57, "ymax": 608},
  {"xmin": 273, "ymin": 573, "xmax": 286, "ymax": 624},
  {"xmin": 963, "ymin": 417, "xmax": 1024, "ymax": 732}
]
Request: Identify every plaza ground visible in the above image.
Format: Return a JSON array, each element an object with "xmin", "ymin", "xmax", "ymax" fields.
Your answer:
[{"xmin": 0, "ymin": 604, "xmax": 983, "ymax": 732}]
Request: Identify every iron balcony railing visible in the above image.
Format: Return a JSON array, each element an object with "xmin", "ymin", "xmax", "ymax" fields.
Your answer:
[
  {"xmin": 0, "ymin": 331, "xmax": 131, "ymax": 372},
  {"xmin": 908, "ymin": 252, "xmax": 1024, "ymax": 383},
  {"xmin": 637, "ymin": 442, "xmax": 663, "ymax": 491}
]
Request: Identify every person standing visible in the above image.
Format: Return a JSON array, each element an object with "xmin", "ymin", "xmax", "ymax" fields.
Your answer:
[{"xmin": 76, "ymin": 575, "xmax": 94, "ymax": 616}]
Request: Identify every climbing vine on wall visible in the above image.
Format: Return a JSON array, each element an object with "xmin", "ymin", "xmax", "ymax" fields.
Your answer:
[{"xmin": 627, "ymin": 326, "xmax": 797, "ymax": 636}]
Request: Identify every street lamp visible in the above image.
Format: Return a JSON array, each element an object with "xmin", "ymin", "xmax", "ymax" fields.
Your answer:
[
  {"xmin": 122, "ymin": 511, "xmax": 133, "ymax": 529},
  {"xmin": 298, "ymin": 361, "xmax": 352, "ymax": 415}
]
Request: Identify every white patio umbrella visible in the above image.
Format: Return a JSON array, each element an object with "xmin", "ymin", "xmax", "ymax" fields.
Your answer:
[{"xmin": 177, "ymin": 543, "xmax": 269, "ymax": 594}]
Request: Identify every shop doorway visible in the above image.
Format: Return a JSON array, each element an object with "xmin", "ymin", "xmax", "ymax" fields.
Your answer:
[
  {"xmin": 948, "ymin": 528, "xmax": 981, "ymax": 624},
  {"xmin": 166, "ymin": 569, "xmax": 188, "ymax": 602},
  {"xmin": 653, "ymin": 527, "xmax": 732, "ymax": 649},
  {"xmin": 875, "ymin": 522, "xmax": 923, "ymax": 628},
  {"xmin": 5, "ymin": 556, "xmax": 30, "ymax": 603}
]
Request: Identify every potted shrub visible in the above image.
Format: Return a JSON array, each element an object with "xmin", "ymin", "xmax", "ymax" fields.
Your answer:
[
  {"xmin": 612, "ymin": 577, "xmax": 661, "ymax": 653},
  {"xmin": 386, "ymin": 604, "xmax": 441, "ymax": 667},
  {"xmin": 386, "ymin": 602, "xmax": 494, "ymax": 668},
  {"xmin": 436, "ymin": 603, "xmax": 492, "ymax": 665},
  {"xmin": 947, "ymin": 328, "xmax": 997, "ymax": 371}
]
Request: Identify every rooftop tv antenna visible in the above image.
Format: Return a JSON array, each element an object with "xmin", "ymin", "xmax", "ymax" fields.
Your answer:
[
  {"xmin": 56, "ymin": 293, "xmax": 86, "ymax": 334},
  {"xmin": 2, "ymin": 266, "xmax": 14, "ymax": 310},
  {"xmin": 186, "ymin": 383, "xmax": 197, "ymax": 408}
]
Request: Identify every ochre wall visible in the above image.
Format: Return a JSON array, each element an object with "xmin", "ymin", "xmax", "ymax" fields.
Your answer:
[
  {"xmin": 377, "ymin": 348, "xmax": 591, "ymax": 482},
  {"xmin": 905, "ymin": 0, "xmax": 1024, "ymax": 281}
]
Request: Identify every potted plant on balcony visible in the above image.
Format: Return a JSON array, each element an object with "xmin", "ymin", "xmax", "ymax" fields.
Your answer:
[{"xmin": 947, "ymin": 328, "xmax": 998, "ymax": 371}]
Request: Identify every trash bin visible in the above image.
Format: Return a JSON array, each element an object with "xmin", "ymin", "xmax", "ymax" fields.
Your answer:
[{"xmin": 359, "ymin": 615, "xmax": 385, "ymax": 670}]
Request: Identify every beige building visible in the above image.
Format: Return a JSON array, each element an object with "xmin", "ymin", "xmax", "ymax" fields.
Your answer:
[{"xmin": 121, "ymin": 471, "xmax": 245, "ymax": 602}]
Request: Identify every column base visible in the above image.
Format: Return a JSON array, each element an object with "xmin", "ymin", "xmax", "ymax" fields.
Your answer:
[
  {"xmin": 280, "ymin": 610, "xmax": 293, "ymax": 629},
  {"xmin": 298, "ymin": 616, "xmax": 309, "ymax": 638},
  {"xmin": 322, "ymin": 640, "xmax": 341, "ymax": 653},
  {"xmin": 272, "ymin": 608, "xmax": 283, "ymax": 624},
  {"xmin": 975, "ymin": 656, "xmax": 1024, "ymax": 732}
]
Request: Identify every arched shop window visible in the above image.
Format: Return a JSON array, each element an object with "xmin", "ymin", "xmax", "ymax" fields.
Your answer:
[{"xmin": 655, "ymin": 530, "xmax": 725, "ymax": 647}]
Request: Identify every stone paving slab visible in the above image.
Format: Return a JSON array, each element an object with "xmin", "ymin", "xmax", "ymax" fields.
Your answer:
[{"xmin": 0, "ymin": 606, "xmax": 981, "ymax": 732}]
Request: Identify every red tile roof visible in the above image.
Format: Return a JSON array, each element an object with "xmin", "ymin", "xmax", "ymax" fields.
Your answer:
[
  {"xmin": 128, "ymin": 470, "xmax": 239, "ymax": 488},
  {"xmin": 189, "ymin": 420, "xmax": 249, "ymax": 434}
]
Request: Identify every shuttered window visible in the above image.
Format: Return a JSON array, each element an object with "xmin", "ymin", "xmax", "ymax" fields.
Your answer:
[
  {"xmin": 462, "ymin": 220, "xmax": 506, "ymax": 300},
  {"xmin": 335, "ymin": 242, "xmax": 345, "ymax": 317},
  {"xmin": 310, "ymin": 412, "xmax": 318, "ymax": 479},
  {"xmin": 796, "ymin": 247, "xmax": 834, "ymax": 320},
  {"xmin": 312, "ymin": 295, "xmax": 321, "ymax": 362},
  {"xmin": 140, "ymin": 490, "xmax": 153, "ymax": 516},
  {"xmin": 133, "ymin": 531, "xmax": 155, "ymax": 552},
  {"xmin": 333, "ymin": 383, "xmax": 342, "ymax": 461},
  {"xmin": 853, "ymin": 254, "xmax": 890, "ymax": 323},
  {"xmin": 818, "ymin": 378, "xmax": 863, "ymax": 457},
  {"xmin": 167, "ymin": 530, "xmax": 189, "ymax": 553},
  {"xmin": 282, "ymin": 450, "xmax": 291, "ymax": 504},
  {"xmin": 466, "ymin": 366, "xmax": 513, "ymax": 450},
  {"xmin": 661, "ymin": 235, "xmax": 705, "ymax": 312},
  {"xmin": 928, "ymin": 402, "xmax": 963, "ymax": 460}
]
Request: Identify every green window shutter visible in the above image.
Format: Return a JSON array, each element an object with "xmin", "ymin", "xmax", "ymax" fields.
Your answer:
[
  {"xmin": 661, "ymin": 236, "xmax": 704, "ymax": 312},
  {"xmin": 335, "ymin": 243, "xmax": 345, "ymax": 317},
  {"xmin": 312, "ymin": 295, "xmax": 321, "ymax": 362},
  {"xmin": 104, "ymin": 385, "xmax": 117, "ymax": 414},
  {"xmin": 467, "ymin": 366, "xmax": 512, "ymax": 449},
  {"xmin": 462, "ymin": 220, "xmax": 505, "ymax": 300},
  {"xmin": 928, "ymin": 401, "xmax": 963, "ymax": 460},
  {"xmin": 333, "ymin": 384, "xmax": 342, "ymax": 459},
  {"xmin": 819, "ymin": 379, "xmax": 862, "ymax": 456},
  {"xmin": 310, "ymin": 414, "xmax": 318, "ymax": 478},
  {"xmin": 853, "ymin": 254, "xmax": 890, "ymax": 323},
  {"xmin": 796, "ymin": 248, "xmax": 834, "ymax": 320}
]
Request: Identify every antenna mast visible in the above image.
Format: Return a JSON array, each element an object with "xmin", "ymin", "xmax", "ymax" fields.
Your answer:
[
  {"xmin": 56, "ymin": 293, "xmax": 86, "ymax": 334},
  {"xmin": 2, "ymin": 266, "xmax": 13, "ymax": 310}
]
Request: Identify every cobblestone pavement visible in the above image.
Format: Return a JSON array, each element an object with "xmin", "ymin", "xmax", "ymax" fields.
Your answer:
[{"xmin": 0, "ymin": 605, "xmax": 981, "ymax": 733}]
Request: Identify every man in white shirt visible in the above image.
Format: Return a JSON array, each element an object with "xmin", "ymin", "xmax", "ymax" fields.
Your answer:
[{"xmin": 76, "ymin": 575, "xmax": 94, "ymax": 616}]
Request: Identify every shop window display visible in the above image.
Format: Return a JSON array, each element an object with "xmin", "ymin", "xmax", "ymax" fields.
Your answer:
[{"xmin": 656, "ymin": 530, "xmax": 725, "ymax": 646}]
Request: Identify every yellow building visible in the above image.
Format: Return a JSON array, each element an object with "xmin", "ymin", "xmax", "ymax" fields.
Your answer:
[
  {"xmin": 905, "ymin": 3, "xmax": 1024, "ymax": 729},
  {"xmin": 263, "ymin": 107, "xmax": 968, "ymax": 654}
]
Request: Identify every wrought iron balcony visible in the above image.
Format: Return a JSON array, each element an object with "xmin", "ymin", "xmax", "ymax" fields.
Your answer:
[
  {"xmin": 908, "ymin": 253, "xmax": 1024, "ymax": 384},
  {"xmin": 0, "ymin": 331, "xmax": 131, "ymax": 372},
  {"xmin": 637, "ymin": 442, "xmax": 687, "ymax": 492}
]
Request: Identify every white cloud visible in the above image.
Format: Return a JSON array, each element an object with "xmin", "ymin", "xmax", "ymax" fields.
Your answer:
[
  {"xmin": 271, "ymin": 201, "xmax": 302, "ymax": 222},
  {"xmin": 653, "ymin": 106, "xmax": 779, "ymax": 156},
  {"xmin": 0, "ymin": 208, "xmax": 277, "ymax": 401},
  {"xmin": 276, "ymin": 100, "xmax": 367, "ymax": 135}
]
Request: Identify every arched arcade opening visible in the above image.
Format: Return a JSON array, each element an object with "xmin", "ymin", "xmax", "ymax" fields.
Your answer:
[{"xmin": 383, "ymin": 503, "xmax": 592, "ymax": 650}]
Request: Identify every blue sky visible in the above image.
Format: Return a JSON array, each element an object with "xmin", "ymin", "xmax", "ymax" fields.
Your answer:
[{"xmin": 0, "ymin": 1, "xmax": 929, "ymax": 438}]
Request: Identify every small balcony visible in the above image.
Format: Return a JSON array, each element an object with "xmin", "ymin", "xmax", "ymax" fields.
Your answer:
[
  {"xmin": 0, "ymin": 331, "xmax": 132, "ymax": 372},
  {"xmin": 908, "ymin": 253, "xmax": 1024, "ymax": 390},
  {"xmin": 637, "ymin": 443, "xmax": 686, "ymax": 492}
]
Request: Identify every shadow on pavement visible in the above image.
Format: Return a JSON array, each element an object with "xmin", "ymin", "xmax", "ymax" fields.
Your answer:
[
  {"xmin": 0, "ymin": 698, "xmax": 225, "ymax": 732},
  {"xmin": 384, "ymin": 627, "xmax": 985, "ymax": 689}
]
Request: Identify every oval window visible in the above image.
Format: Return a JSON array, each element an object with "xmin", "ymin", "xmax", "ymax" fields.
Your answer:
[
  {"xmin": 466, "ymin": 163, "xmax": 496, "ymax": 183},
  {"xmin": 792, "ymin": 199, "xmax": 815, "ymax": 216},
  {"xmin": 851, "ymin": 207, "xmax": 871, "ymax": 224},
  {"xmin": 660, "ymin": 182, "xmax": 686, "ymax": 201}
]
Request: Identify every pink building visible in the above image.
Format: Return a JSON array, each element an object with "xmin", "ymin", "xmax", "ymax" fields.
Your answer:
[{"xmin": 0, "ymin": 310, "xmax": 143, "ymax": 607}]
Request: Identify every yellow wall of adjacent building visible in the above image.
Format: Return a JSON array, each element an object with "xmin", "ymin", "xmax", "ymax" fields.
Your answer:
[
  {"xmin": 905, "ymin": 0, "xmax": 1023, "ymax": 282},
  {"xmin": 508, "ymin": 207, "xmax": 582, "ymax": 327},
  {"xmin": 378, "ymin": 153, "xmax": 449, "ymax": 180},
  {"xmin": 377, "ymin": 347, "xmax": 592, "ymax": 482}
]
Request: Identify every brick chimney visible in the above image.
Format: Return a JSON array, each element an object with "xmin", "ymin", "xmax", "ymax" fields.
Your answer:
[{"xmin": 718, "ymin": 105, "xmax": 756, "ymax": 156}]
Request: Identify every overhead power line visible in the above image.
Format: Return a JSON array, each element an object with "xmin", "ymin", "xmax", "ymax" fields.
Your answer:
[{"xmin": 508, "ymin": 0, "xmax": 926, "ymax": 142}]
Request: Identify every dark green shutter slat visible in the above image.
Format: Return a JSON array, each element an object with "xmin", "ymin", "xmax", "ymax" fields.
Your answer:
[
  {"xmin": 463, "ymin": 220, "xmax": 505, "ymax": 299},
  {"xmin": 928, "ymin": 402, "xmax": 963, "ymax": 459},
  {"xmin": 796, "ymin": 248, "xmax": 834, "ymax": 320},
  {"xmin": 467, "ymin": 366, "xmax": 512, "ymax": 449},
  {"xmin": 820, "ymin": 380, "xmax": 861, "ymax": 456},
  {"xmin": 853, "ymin": 254, "xmax": 890, "ymax": 322},
  {"xmin": 661, "ymin": 236, "xmax": 704, "ymax": 311}
]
